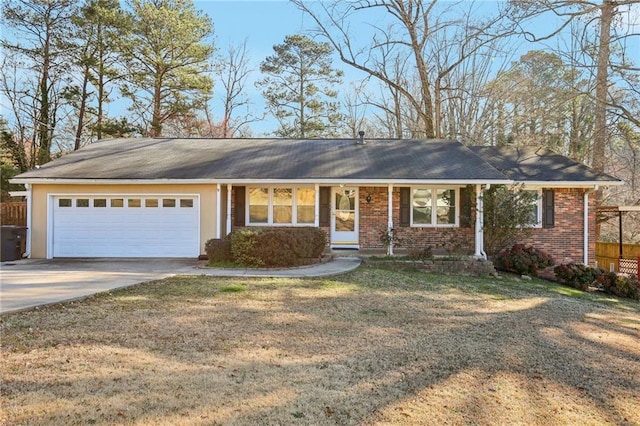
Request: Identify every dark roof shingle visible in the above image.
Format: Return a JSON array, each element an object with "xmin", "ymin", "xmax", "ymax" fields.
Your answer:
[
  {"xmin": 468, "ymin": 146, "xmax": 620, "ymax": 183},
  {"xmin": 14, "ymin": 138, "xmax": 620, "ymax": 184},
  {"xmin": 15, "ymin": 138, "xmax": 508, "ymax": 181}
]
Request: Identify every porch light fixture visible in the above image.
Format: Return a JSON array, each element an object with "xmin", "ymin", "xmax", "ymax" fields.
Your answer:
[{"xmin": 366, "ymin": 193, "xmax": 373, "ymax": 204}]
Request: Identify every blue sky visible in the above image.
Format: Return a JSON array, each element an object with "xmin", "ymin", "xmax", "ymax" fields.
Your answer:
[{"xmin": 195, "ymin": 0, "xmax": 309, "ymax": 134}]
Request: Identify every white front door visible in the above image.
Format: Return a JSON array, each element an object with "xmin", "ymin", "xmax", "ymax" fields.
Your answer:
[{"xmin": 331, "ymin": 187, "xmax": 358, "ymax": 248}]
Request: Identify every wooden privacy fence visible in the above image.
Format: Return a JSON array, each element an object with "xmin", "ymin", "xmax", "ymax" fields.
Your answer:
[
  {"xmin": 0, "ymin": 202, "xmax": 27, "ymax": 226},
  {"xmin": 596, "ymin": 242, "xmax": 640, "ymax": 275}
]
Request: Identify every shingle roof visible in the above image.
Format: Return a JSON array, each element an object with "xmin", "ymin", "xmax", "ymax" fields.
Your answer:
[
  {"xmin": 13, "ymin": 138, "xmax": 620, "ymax": 184},
  {"xmin": 468, "ymin": 146, "xmax": 620, "ymax": 183},
  {"xmin": 14, "ymin": 138, "xmax": 508, "ymax": 182}
]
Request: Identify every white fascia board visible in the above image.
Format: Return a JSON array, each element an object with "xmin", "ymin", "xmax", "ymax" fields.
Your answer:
[
  {"xmin": 517, "ymin": 180, "xmax": 624, "ymax": 188},
  {"xmin": 11, "ymin": 177, "xmax": 514, "ymax": 186}
]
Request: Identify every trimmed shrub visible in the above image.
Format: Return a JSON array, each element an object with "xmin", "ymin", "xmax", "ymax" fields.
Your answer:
[
  {"xmin": 596, "ymin": 272, "xmax": 640, "ymax": 300},
  {"xmin": 554, "ymin": 263, "xmax": 602, "ymax": 291},
  {"xmin": 229, "ymin": 227, "xmax": 327, "ymax": 268},
  {"xmin": 230, "ymin": 228, "xmax": 265, "ymax": 267},
  {"xmin": 493, "ymin": 244, "xmax": 554, "ymax": 276},
  {"xmin": 205, "ymin": 238, "xmax": 232, "ymax": 263}
]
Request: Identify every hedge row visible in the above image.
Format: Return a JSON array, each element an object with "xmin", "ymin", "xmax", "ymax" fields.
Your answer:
[
  {"xmin": 206, "ymin": 227, "xmax": 327, "ymax": 268},
  {"xmin": 554, "ymin": 263, "xmax": 639, "ymax": 300}
]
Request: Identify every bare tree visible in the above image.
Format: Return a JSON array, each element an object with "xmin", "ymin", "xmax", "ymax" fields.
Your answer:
[
  {"xmin": 293, "ymin": 0, "xmax": 518, "ymax": 140},
  {"xmin": 212, "ymin": 40, "xmax": 261, "ymax": 137},
  {"xmin": 2, "ymin": 0, "xmax": 78, "ymax": 164}
]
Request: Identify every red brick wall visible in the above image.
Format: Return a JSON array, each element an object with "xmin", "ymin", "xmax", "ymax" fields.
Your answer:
[
  {"xmin": 519, "ymin": 188, "xmax": 594, "ymax": 265},
  {"xmin": 230, "ymin": 185, "xmax": 594, "ymax": 264},
  {"xmin": 359, "ymin": 186, "xmax": 474, "ymax": 254}
]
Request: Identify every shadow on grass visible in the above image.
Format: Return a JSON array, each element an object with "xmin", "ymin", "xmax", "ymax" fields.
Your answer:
[{"xmin": 1, "ymin": 267, "xmax": 639, "ymax": 425}]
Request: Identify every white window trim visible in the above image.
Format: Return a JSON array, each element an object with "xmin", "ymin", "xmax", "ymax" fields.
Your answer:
[
  {"xmin": 519, "ymin": 188, "xmax": 543, "ymax": 228},
  {"xmin": 246, "ymin": 186, "xmax": 316, "ymax": 226},
  {"xmin": 410, "ymin": 186, "xmax": 460, "ymax": 228}
]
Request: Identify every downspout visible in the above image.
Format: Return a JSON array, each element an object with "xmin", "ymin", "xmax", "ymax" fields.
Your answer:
[
  {"xmin": 475, "ymin": 184, "xmax": 489, "ymax": 260},
  {"xmin": 388, "ymin": 184, "xmax": 394, "ymax": 256},
  {"xmin": 584, "ymin": 185, "xmax": 598, "ymax": 265},
  {"xmin": 23, "ymin": 183, "xmax": 32, "ymax": 258}
]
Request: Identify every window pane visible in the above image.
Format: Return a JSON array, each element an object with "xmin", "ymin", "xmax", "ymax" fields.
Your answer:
[
  {"xmin": 412, "ymin": 189, "xmax": 432, "ymax": 224},
  {"xmin": 436, "ymin": 189, "xmax": 455, "ymax": 224},
  {"xmin": 111, "ymin": 198, "xmax": 124, "ymax": 208},
  {"xmin": 77, "ymin": 199, "xmax": 89, "ymax": 208},
  {"xmin": 273, "ymin": 188, "xmax": 292, "ymax": 224},
  {"xmin": 180, "ymin": 199, "xmax": 194, "ymax": 208},
  {"xmin": 128, "ymin": 198, "xmax": 141, "ymax": 208},
  {"xmin": 145, "ymin": 199, "xmax": 159, "ymax": 208},
  {"xmin": 58, "ymin": 198, "xmax": 72, "ymax": 207},
  {"xmin": 94, "ymin": 199, "xmax": 107, "ymax": 208},
  {"xmin": 249, "ymin": 188, "xmax": 268, "ymax": 223},
  {"xmin": 297, "ymin": 188, "xmax": 315, "ymax": 224},
  {"xmin": 522, "ymin": 190, "xmax": 539, "ymax": 225},
  {"xmin": 163, "ymin": 198, "xmax": 176, "ymax": 208}
]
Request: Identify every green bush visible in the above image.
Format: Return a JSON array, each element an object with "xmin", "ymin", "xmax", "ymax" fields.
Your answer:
[
  {"xmin": 230, "ymin": 228, "xmax": 265, "ymax": 267},
  {"xmin": 596, "ymin": 272, "xmax": 639, "ymax": 300},
  {"xmin": 493, "ymin": 244, "xmax": 555, "ymax": 276},
  {"xmin": 553, "ymin": 263, "xmax": 602, "ymax": 291},
  {"xmin": 229, "ymin": 227, "xmax": 327, "ymax": 268},
  {"xmin": 205, "ymin": 238, "xmax": 232, "ymax": 263}
]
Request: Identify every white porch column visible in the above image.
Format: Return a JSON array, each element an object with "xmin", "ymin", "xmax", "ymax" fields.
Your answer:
[
  {"xmin": 314, "ymin": 183, "xmax": 320, "ymax": 226},
  {"xmin": 475, "ymin": 184, "xmax": 486, "ymax": 259},
  {"xmin": 388, "ymin": 184, "xmax": 394, "ymax": 256},
  {"xmin": 226, "ymin": 184, "xmax": 232, "ymax": 235},
  {"xmin": 215, "ymin": 184, "xmax": 221, "ymax": 239}
]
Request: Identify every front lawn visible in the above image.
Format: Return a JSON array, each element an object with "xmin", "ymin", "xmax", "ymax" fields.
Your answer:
[{"xmin": 1, "ymin": 268, "xmax": 639, "ymax": 425}]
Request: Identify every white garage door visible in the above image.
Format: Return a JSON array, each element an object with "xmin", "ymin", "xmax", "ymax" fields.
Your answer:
[{"xmin": 52, "ymin": 195, "xmax": 199, "ymax": 257}]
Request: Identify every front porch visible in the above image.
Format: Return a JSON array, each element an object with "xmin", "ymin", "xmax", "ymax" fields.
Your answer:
[{"xmin": 217, "ymin": 183, "xmax": 488, "ymax": 259}]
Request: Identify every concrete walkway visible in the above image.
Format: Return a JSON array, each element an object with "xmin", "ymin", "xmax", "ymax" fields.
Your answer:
[{"xmin": 0, "ymin": 257, "xmax": 361, "ymax": 314}]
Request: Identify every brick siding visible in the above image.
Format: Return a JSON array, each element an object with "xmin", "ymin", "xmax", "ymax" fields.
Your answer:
[
  {"xmin": 359, "ymin": 186, "xmax": 474, "ymax": 254},
  {"xmin": 229, "ymin": 185, "xmax": 594, "ymax": 264},
  {"xmin": 519, "ymin": 188, "xmax": 594, "ymax": 265}
]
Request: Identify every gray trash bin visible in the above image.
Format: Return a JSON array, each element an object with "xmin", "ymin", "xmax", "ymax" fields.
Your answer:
[{"xmin": 1, "ymin": 225, "xmax": 27, "ymax": 261}]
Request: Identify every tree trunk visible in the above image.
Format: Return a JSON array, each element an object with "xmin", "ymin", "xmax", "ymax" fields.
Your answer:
[
  {"xmin": 151, "ymin": 76, "xmax": 163, "ymax": 137},
  {"xmin": 37, "ymin": 31, "xmax": 51, "ymax": 165},
  {"xmin": 592, "ymin": 0, "xmax": 612, "ymax": 173},
  {"xmin": 74, "ymin": 64, "xmax": 90, "ymax": 151}
]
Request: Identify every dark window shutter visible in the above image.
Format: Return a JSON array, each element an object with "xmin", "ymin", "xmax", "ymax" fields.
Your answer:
[
  {"xmin": 319, "ymin": 186, "xmax": 330, "ymax": 227},
  {"xmin": 400, "ymin": 187, "xmax": 410, "ymax": 227},
  {"xmin": 543, "ymin": 189, "xmax": 554, "ymax": 228},
  {"xmin": 459, "ymin": 186, "xmax": 473, "ymax": 228},
  {"xmin": 234, "ymin": 186, "xmax": 245, "ymax": 227}
]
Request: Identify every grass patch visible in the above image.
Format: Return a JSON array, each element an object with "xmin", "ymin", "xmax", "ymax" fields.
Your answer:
[
  {"xmin": 1, "ymin": 267, "xmax": 638, "ymax": 425},
  {"xmin": 219, "ymin": 284, "xmax": 246, "ymax": 293}
]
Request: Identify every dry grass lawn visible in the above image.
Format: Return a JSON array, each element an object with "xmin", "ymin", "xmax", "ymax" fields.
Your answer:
[{"xmin": 1, "ymin": 267, "xmax": 639, "ymax": 425}]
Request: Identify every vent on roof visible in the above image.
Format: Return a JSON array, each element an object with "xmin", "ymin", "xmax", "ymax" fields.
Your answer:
[{"xmin": 357, "ymin": 130, "xmax": 366, "ymax": 145}]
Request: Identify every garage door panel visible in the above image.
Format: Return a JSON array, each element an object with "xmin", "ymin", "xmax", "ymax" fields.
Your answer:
[{"xmin": 52, "ymin": 196, "xmax": 200, "ymax": 257}]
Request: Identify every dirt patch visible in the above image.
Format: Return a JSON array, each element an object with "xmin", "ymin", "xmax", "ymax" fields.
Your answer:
[{"xmin": 1, "ymin": 268, "xmax": 639, "ymax": 425}]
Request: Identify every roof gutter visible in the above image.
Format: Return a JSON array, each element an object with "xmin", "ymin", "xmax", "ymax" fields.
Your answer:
[
  {"xmin": 516, "ymin": 180, "xmax": 623, "ymax": 187},
  {"xmin": 10, "ymin": 177, "xmax": 514, "ymax": 186}
]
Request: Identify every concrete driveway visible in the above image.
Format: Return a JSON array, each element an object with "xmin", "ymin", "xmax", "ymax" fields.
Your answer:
[{"xmin": 0, "ymin": 258, "xmax": 202, "ymax": 314}]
